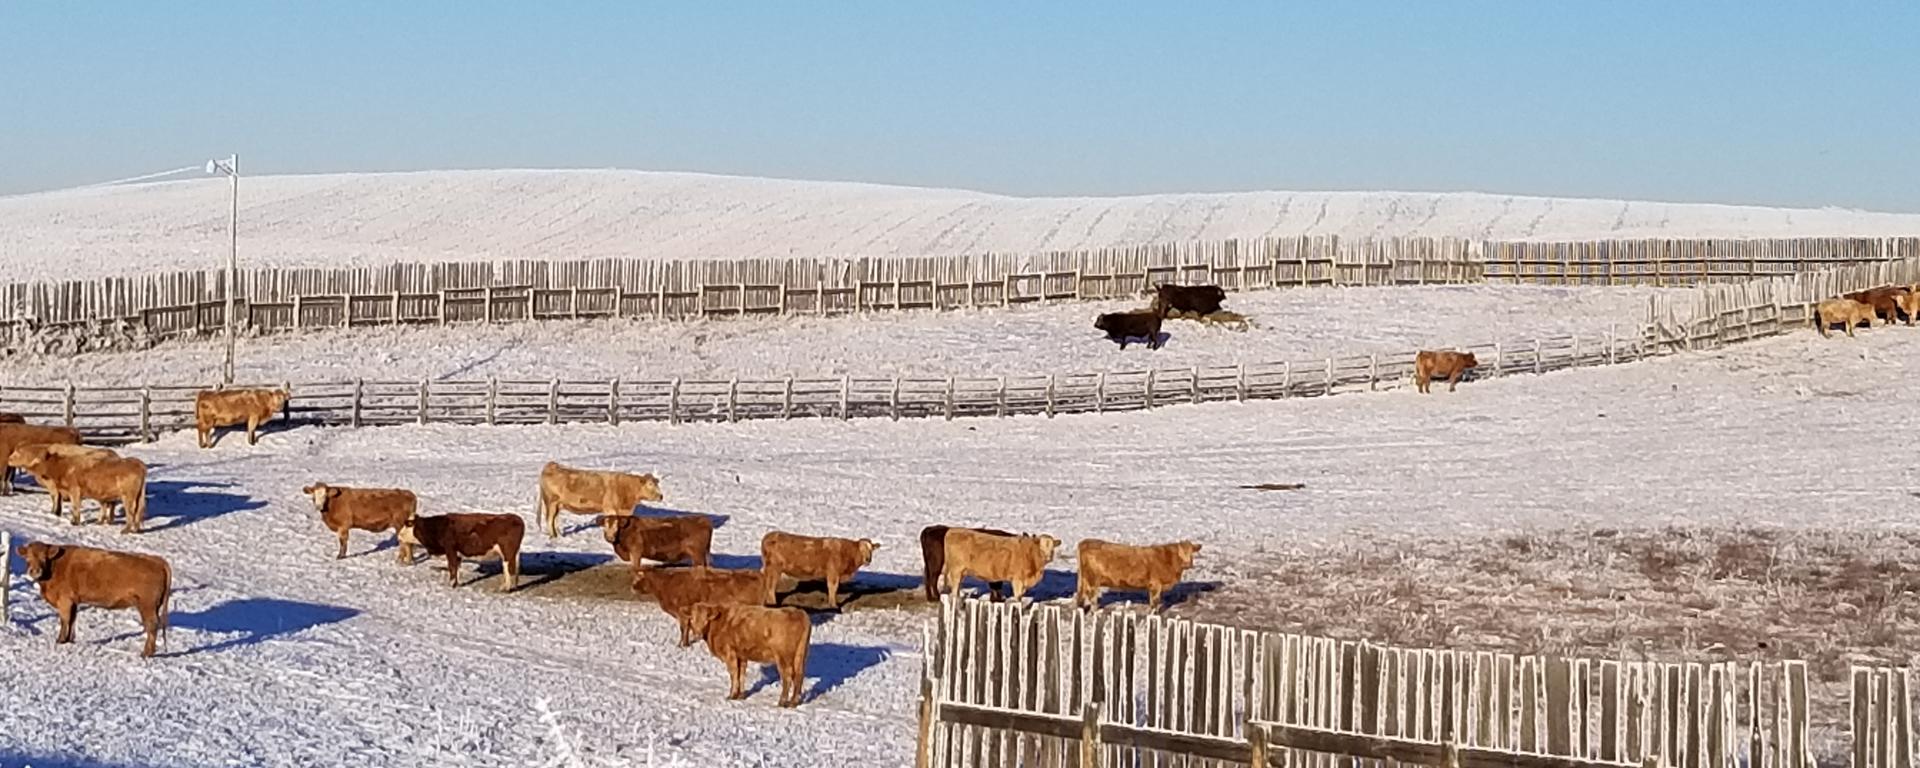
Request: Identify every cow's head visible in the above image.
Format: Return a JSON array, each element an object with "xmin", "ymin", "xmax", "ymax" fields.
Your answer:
[
  {"xmin": 1035, "ymin": 535, "xmax": 1062, "ymax": 563},
  {"xmin": 267, "ymin": 389, "xmax": 292, "ymax": 411},
  {"xmin": 1173, "ymin": 541, "xmax": 1203, "ymax": 569},
  {"xmin": 17, "ymin": 541, "xmax": 62, "ymax": 582},
  {"xmin": 855, "ymin": 538, "xmax": 880, "ymax": 566},
  {"xmin": 1459, "ymin": 352, "xmax": 1480, "ymax": 369},
  {"xmin": 630, "ymin": 565, "xmax": 662, "ymax": 596},
  {"xmin": 395, "ymin": 516, "xmax": 421, "ymax": 547},
  {"xmin": 1093, "ymin": 314, "xmax": 1115, "ymax": 332},
  {"xmin": 598, "ymin": 515, "xmax": 630, "ymax": 544},
  {"xmin": 683, "ymin": 602, "xmax": 724, "ymax": 642},
  {"xmin": 6, "ymin": 444, "xmax": 46, "ymax": 471},
  {"xmin": 301, "ymin": 483, "xmax": 339, "ymax": 511},
  {"xmin": 633, "ymin": 474, "xmax": 664, "ymax": 504}
]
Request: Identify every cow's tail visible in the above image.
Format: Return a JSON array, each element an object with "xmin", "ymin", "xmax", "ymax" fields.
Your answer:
[{"xmin": 159, "ymin": 558, "xmax": 173, "ymax": 653}]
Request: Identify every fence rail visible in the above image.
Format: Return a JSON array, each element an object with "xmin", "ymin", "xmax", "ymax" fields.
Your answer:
[
  {"xmin": 1647, "ymin": 256, "xmax": 1920, "ymax": 352},
  {"xmin": 0, "ymin": 329, "xmax": 1646, "ymax": 443},
  {"xmin": 917, "ymin": 597, "xmax": 1813, "ymax": 768},
  {"xmin": 6, "ymin": 236, "xmax": 1916, "ymax": 354}
]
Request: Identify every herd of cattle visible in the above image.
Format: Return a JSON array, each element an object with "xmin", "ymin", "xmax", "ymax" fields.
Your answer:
[
  {"xmin": 1812, "ymin": 283, "xmax": 1920, "ymax": 337},
  {"xmin": 2, "ymin": 396, "xmax": 1204, "ymax": 707}
]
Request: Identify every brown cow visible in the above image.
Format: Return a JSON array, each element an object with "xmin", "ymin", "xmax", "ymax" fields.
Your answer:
[
  {"xmin": 760, "ymin": 532, "xmax": 879, "ymax": 609},
  {"xmin": 16, "ymin": 541, "xmax": 172, "ymax": 657},
  {"xmin": 1414, "ymin": 350, "xmax": 1479, "ymax": 394},
  {"xmin": 1814, "ymin": 298, "xmax": 1877, "ymax": 338},
  {"xmin": 303, "ymin": 483, "xmax": 418, "ymax": 562},
  {"xmin": 1074, "ymin": 539, "xmax": 1202, "ymax": 611},
  {"xmin": 8, "ymin": 443, "xmax": 117, "ymax": 517},
  {"xmin": 397, "ymin": 513, "xmax": 524, "ymax": 592},
  {"xmin": 1844, "ymin": 286, "xmax": 1912, "ymax": 325},
  {"xmin": 195, "ymin": 388, "xmax": 290, "ymax": 449},
  {"xmin": 536, "ymin": 462, "xmax": 664, "ymax": 538},
  {"xmin": 0, "ymin": 423, "xmax": 81, "ymax": 495},
  {"xmin": 19, "ymin": 453, "xmax": 149, "ymax": 532},
  {"xmin": 632, "ymin": 566, "xmax": 764, "ymax": 647},
  {"xmin": 1897, "ymin": 288, "xmax": 1920, "ymax": 326},
  {"xmin": 600, "ymin": 514, "xmax": 712, "ymax": 568},
  {"xmin": 684, "ymin": 603, "xmax": 812, "ymax": 708},
  {"xmin": 919, "ymin": 525, "xmax": 1012, "ymax": 602},
  {"xmin": 942, "ymin": 529, "xmax": 1060, "ymax": 602}
]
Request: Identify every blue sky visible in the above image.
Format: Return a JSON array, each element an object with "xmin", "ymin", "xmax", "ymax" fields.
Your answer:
[{"xmin": 3, "ymin": 2, "xmax": 1916, "ymax": 210}]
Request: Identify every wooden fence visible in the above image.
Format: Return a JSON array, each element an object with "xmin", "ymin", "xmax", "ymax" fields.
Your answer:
[
  {"xmin": 1851, "ymin": 666, "xmax": 1917, "ymax": 768},
  {"xmin": 0, "ymin": 329, "xmax": 1645, "ymax": 443},
  {"xmin": 917, "ymin": 597, "xmax": 1813, "ymax": 768},
  {"xmin": 6, "ymin": 236, "xmax": 1916, "ymax": 354},
  {"xmin": 1646, "ymin": 256, "xmax": 1920, "ymax": 352}
]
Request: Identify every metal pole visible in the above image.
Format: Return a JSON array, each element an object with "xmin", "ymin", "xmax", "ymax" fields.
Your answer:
[{"xmin": 222, "ymin": 155, "xmax": 239, "ymax": 385}]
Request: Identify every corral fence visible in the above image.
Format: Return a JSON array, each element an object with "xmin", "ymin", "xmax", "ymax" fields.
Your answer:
[
  {"xmin": 1646, "ymin": 256, "xmax": 1920, "ymax": 352},
  {"xmin": 4, "ymin": 236, "xmax": 1915, "ymax": 354},
  {"xmin": 917, "ymin": 597, "xmax": 1816, "ymax": 768},
  {"xmin": 0, "ymin": 329, "xmax": 1646, "ymax": 444}
]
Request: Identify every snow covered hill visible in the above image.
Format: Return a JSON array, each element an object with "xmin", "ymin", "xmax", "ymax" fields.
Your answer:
[{"xmin": 4, "ymin": 169, "xmax": 1920, "ymax": 284}]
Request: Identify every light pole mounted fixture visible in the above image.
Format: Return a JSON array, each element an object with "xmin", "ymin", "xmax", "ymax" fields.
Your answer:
[{"xmin": 206, "ymin": 155, "xmax": 239, "ymax": 385}]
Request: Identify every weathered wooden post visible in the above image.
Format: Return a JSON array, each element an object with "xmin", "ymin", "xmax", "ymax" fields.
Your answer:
[
  {"xmin": 1188, "ymin": 366, "xmax": 1201, "ymax": 405},
  {"xmin": 352, "ymin": 378, "xmax": 364, "ymax": 427},
  {"xmin": 915, "ymin": 675, "xmax": 937, "ymax": 768},
  {"xmin": 781, "ymin": 376, "xmax": 794, "ymax": 420},
  {"xmin": 62, "ymin": 382, "xmax": 75, "ymax": 428},
  {"xmin": 1, "ymin": 530, "xmax": 10, "ymax": 620},
  {"xmin": 1045, "ymin": 375, "xmax": 1057, "ymax": 418},
  {"xmin": 1142, "ymin": 370, "xmax": 1156, "ymax": 409},
  {"xmin": 942, "ymin": 377, "xmax": 955, "ymax": 421},
  {"xmin": 608, "ymin": 380, "xmax": 620, "ymax": 426},
  {"xmin": 1236, "ymin": 363, "xmax": 1248, "ymax": 402},
  {"xmin": 484, "ymin": 377, "xmax": 496, "ymax": 426},
  {"xmin": 838, "ymin": 375, "xmax": 850, "ymax": 421},
  {"xmin": 669, "ymin": 378, "xmax": 683, "ymax": 426},
  {"xmin": 546, "ymin": 377, "xmax": 559, "ymax": 424},
  {"xmin": 1094, "ymin": 372, "xmax": 1107, "ymax": 413},
  {"xmin": 995, "ymin": 377, "xmax": 1007, "ymax": 417},
  {"xmin": 727, "ymin": 378, "xmax": 740, "ymax": 423},
  {"xmin": 1081, "ymin": 701, "xmax": 1103, "ymax": 768},
  {"xmin": 889, "ymin": 376, "xmax": 901, "ymax": 421},
  {"xmin": 139, "ymin": 386, "xmax": 153, "ymax": 442},
  {"xmin": 417, "ymin": 378, "xmax": 429, "ymax": 426},
  {"xmin": 1533, "ymin": 339, "xmax": 1543, "ymax": 375}
]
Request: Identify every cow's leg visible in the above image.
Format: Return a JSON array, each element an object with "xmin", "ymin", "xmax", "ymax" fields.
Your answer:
[
  {"xmin": 1148, "ymin": 584, "xmax": 1166, "ymax": 613},
  {"xmin": 1, "ymin": 466, "xmax": 11, "ymax": 496},
  {"xmin": 677, "ymin": 616, "xmax": 694, "ymax": 648},
  {"xmin": 334, "ymin": 528, "xmax": 350, "ymax": 560},
  {"xmin": 46, "ymin": 486, "xmax": 61, "ymax": 516},
  {"xmin": 54, "ymin": 600, "xmax": 76, "ymax": 644},
  {"xmin": 501, "ymin": 547, "xmax": 520, "ymax": 592},
  {"xmin": 761, "ymin": 568, "xmax": 781, "ymax": 606},
  {"xmin": 825, "ymin": 574, "xmax": 841, "ymax": 609},
  {"xmin": 395, "ymin": 535, "xmax": 412, "ymax": 565},
  {"xmin": 197, "ymin": 423, "xmax": 211, "ymax": 449},
  {"xmin": 727, "ymin": 657, "xmax": 747, "ymax": 700},
  {"xmin": 1075, "ymin": 577, "xmax": 1095, "ymax": 610},
  {"xmin": 246, "ymin": 416, "xmax": 260, "ymax": 445},
  {"xmin": 69, "ymin": 497, "xmax": 85, "ymax": 526},
  {"xmin": 444, "ymin": 553, "xmax": 462, "ymax": 587},
  {"xmin": 1448, "ymin": 371, "xmax": 1462, "ymax": 392},
  {"xmin": 988, "ymin": 582, "xmax": 1006, "ymax": 603},
  {"xmin": 779, "ymin": 655, "xmax": 801, "ymax": 708},
  {"xmin": 138, "ymin": 601, "xmax": 161, "ymax": 657},
  {"xmin": 947, "ymin": 567, "xmax": 966, "ymax": 600}
]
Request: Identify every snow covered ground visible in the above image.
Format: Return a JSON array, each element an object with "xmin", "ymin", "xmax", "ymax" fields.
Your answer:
[
  {"xmin": 2, "ymin": 325, "xmax": 1916, "ymax": 766},
  {"xmin": 6, "ymin": 169, "xmax": 1920, "ymax": 283},
  {"xmin": 3, "ymin": 285, "xmax": 1658, "ymax": 385}
]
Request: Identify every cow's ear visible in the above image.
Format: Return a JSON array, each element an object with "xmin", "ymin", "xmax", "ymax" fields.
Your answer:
[{"xmin": 326, "ymin": 487, "xmax": 342, "ymax": 499}]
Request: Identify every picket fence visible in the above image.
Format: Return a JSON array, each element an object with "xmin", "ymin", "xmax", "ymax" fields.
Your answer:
[
  {"xmin": 5, "ymin": 236, "xmax": 1916, "ymax": 354},
  {"xmin": 1646, "ymin": 256, "xmax": 1920, "ymax": 352},
  {"xmin": 0, "ymin": 328, "xmax": 1645, "ymax": 443},
  {"xmin": 1851, "ymin": 666, "xmax": 1918, "ymax": 768},
  {"xmin": 918, "ymin": 597, "xmax": 1814, "ymax": 768}
]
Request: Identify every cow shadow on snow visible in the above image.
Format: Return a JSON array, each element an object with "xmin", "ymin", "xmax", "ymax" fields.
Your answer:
[
  {"xmin": 745, "ymin": 642, "xmax": 894, "ymax": 704},
  {"xmin": 554, "ymin": 503, "xmax": 731, "ymax": 537},
  {"xmin": 0, "ymin": 750, "xmax": 151, "ymax": 768},
  {"xmin": 1105, "ymin": 331, "xmax": 1173, "ymax": 350},
  {"xmin": 140, "ymin": 479, "xmax": 268, "ymax": 533},
  {"xmin": 1088, "ymin": 579, "xmax": 1222, "ymax": 610},
  {"xmin": 96, "ymin": 597, "xmax": 359, "ymax": 657}
]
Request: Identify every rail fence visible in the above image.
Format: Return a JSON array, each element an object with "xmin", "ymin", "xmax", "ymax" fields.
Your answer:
[
  {"xmin": 1646, "ymin": 257, "xmax": 1920, "ymax": 352},
  {"xmin": 917, "ymin": 597, "xmax": 1817, "ymax": 768},
  {"xmin": 5, "ymin": 236, "xmax": 1915, "ymax": 354},
  {"xmin": 0, "ymin": 328, "xmax": 1646, "ymax": 443}
]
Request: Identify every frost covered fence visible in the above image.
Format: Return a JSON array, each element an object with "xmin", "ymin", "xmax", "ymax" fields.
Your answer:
[
  {"xmin": 1484, "ymin": 237, "xmax": 1913, "ymax": 286},
  {"xmin": 1645, "ymin": 255, "xmax": 1920, "ymax": 352},
  {"xmin": 918, "ymin": 597, "xmax": 1813, "ymax": 768},
  {"xmin": 1848, "ymin": 666, "xmax": 1916, "ymax": 768},
  {"xmin": 0, "ymin": 331, "xmax": 1648, "ymax": 442}
]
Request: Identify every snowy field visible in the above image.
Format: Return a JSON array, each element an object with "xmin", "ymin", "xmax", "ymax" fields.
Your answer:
[
  {"xmin": 2, "ymin": 325, "xmax": 1917, "ymax": 767},
  {"xmin": 4, "ymin": 285, "xmax": 1658, "ymax": 385},
  {"xmin": 6, "ymin": 169, "xmax": 1920, "ymax": 282}
]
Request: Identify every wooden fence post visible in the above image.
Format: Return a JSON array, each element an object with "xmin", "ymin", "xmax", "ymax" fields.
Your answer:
[
  {"xmin": 1189, "ymin": 366, "xmax": 1201, "ymax": 405},
  {"xmin": 1495, "ymin": 343, "xmax": 1505, "ymax": 376},
  {"xmin": 915, "ymin": 675, "xmax": 936, "ymax": 768},
  {"xmin": 1142, "ymin": 370, "xmax": 1156, "ymax": 409},
  {"xmin": 726, "ymin": 378, "xmax": 739, "ymax": 423},
  {"xmin": 417, "ymin": 378, "xmax": 428, "ymax": 425},
  {"xmin": 1, "ymin": 530, "xmax": 10, "ymax": 620},
  {"xmin": 62, "ymin": 382, "xmax": 75, "ymax": 428},
  {"xmin": 996, "ymin": 376, "xmax": 1007, "ymax": 417},
  {"xmin": 1368, "ymin": 354, "xmax": 1379, "ymax": 391},
  {"xmin": 1045, "ymin": 375, "xmax": 1057, "ymax": 418},
  {"xmin": 139, "ymin": 386, "xmax": 152, "ymax": 442},
  {"xmin": 943, "ymin": 377, "xmax": 955, "ymax": 421},
  {"xmin": 608, "ymin": 379, "xmax": 620, "ymax": 426},
  {"xmin": 352, "ymin": 378, "xmax": 364, "ymax": 427},
  {"xmin": 838, "ymin": 375, "xmax": 850, "ymax": 421},
  {"xmin": 391, "ymin": 290, "xmax": 401, "ymax": 324},
  {"xmin": 1081, "ymin": 701, "xmax": 1103, "ymax": 768},
  {"xmin": 889, "ymin": 376, "xmax": 901, "ymax": 421},
  {"xmin": 1236, "ymin": 363, "xmax": 1248, "ymax": 402},
  {"xmin": 546, "ymin": 378, "xmax": 559, "ymax": 424},
  {"xmin": 484, "ymin": 377, "xmax": 496, "ymax": 426},
  {"xmin": 1247, "ymin": 720, "xmax": 1269, "ymax": 768},
  {"xmin": 1323, "ymin": 358, "xmax": 1334, "ymax": 394},
  {"xmin": 670, "ymin": 378, "xmax": 683, "ymax": 425},
  {"xmin": 1095, "ymin": 372, "xmax": 1107, "ymax": 413},
  {"xmin": 1607, "ymin": 325, "xmax": 1617, "ymax": 365},
  {"xmin": 1533, "ymin": 339, "xmax": 1543, "ymax": 375},
  {"xmin": 781, "ymin": 376, "xmax": 794, "ymax": 420},
  {"xmin": 1281, "ymin": 361, "xmax": 1292, "ymax": 396}
]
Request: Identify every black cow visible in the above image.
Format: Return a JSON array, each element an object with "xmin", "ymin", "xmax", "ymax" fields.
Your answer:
[
  {"xmin": 1151, "ymin": 284, "xmax": 1226, "ymax": 317},
  {"xmin": 1094, "ymin": 310, "xmax": 1164, "ymax": 350}
]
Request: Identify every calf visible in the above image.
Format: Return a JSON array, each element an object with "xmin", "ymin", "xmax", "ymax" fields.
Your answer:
[
  {"xmin": 0, "ymin": 423, "xmax": 82, "ymax": 495},
  {"xmin": 1414, "ymin": 350, "xmax": 1479, "ymax": 394},
  {"xmin": 303, "ymin": 483, "xmax": 417, "ymax": 562},
  {"xmin": 600, "ymin": 514, "xmax": 712, "ymax": 568},
  {"xmin": 536, "ymin": 461, "xmax": 664, "ymax": 538},
  {"xmin": 1844, "ymin": 286, "xmax": 1912, "ymax": 325},
  {"xmin": 760, "ymin": 531, "xmax": 879, "ymax": 609},
  {"xmin": 398, "ymin": 513, "xmax": 524, "ymax": 592},
  {"xmin": 1074, "ymin": 539, "xmax": 1202, "ymax": 611},
  {"xmin": 62, "ymin": 457, "xmax": 150, "ymax": 533},
  {"xmin": 919, "ymin": 525, "xmax": 1012, "ymax": 602},
  {"xmin": 1150, "ymin": 284, "xmax": 1228, "ymax": 317},
  {"xmin": 1814, "ymin": 298, "xmax": 1877, "ymax": 338},
  {"xmin": 942, "ymin": 529, "xmax": 1060, "ymax": 602},
  {"xmin": 633, "ymin": 566, "xmax": 764, "ymax": 647},
  {"xmin": 15, "ymin": 541, "xmax": 172, "ymax": 658},
  {"xmin": 195, "ymin": 388, "xmax": 290, "ymax": 449},
  {"xmin": 684, "ymin": 603, "xmax": 812, "ymax": 708},
  {"xmin": 1094, "ymin": 310, "xmax": 1164, "ymax": 350},
  {"xmin": 8, "ymin": 443, "xmax": 117, "ymax": 517}
]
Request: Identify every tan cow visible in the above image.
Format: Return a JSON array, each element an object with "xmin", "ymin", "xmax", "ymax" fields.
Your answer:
[
  {"xmin": 684, "ymin": 603, "xmax": 812, "ymax": 708},
  {"xmin": 16, "ymin": 541, "xmax": 172, "ymax": 657},
  {"xmin": 1814, "ymin": 298, "xmax": 1877, "ymax": 338},
  {"xmin": 1414, "ymin": 350, "xmax": 1479, "ymax": 394},
  {"xmin": 942, "ymin": 530, "xmax": 1060, "ymax": 602},
  {"xmin": 759, "ymin": 532, "xmax": 879, "ymax": 609},
  {"xmin": 0, "ymin": 423, "xmax": 82, "ymax": 495},
  {"xmin": 303, "ymin": 483, "xmax": 418, "ymax": 562},
  {"xmin": 600, "ymin": 514, "xmax": 712, "ymax": 568},
  {"xmin": 1074, "ymin": 539, "xmax": 1202, "ymax": 611},
  {"xmin": 632, "ymin": 566, "xmax": 764, "ymax": 647},
  {"xmin": 67, "ymin": 457, "xmax": 151, "ymax": 533},
  {"xmin": 536, "ymin": 462, "xmax": 664, "ymax": 538},
  {"xmin": 195, "ymin": 388, "xmax": 290, "ymax": 448},
  {"xmin": 7, "ymin": 443, "xmax": 117, "ymax": 517}
]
